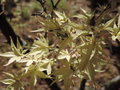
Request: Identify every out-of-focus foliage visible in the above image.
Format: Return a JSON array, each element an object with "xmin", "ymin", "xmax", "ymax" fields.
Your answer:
[
  {"xmin": 31, "ymin": 1, "xmax": 42, "ymax": 12},
  {"xmin": 21, "ymin": 7, "xmax": 31, "ymax": 20},
  {"xmin": 0, "ymin": 0, "xmax": 5, "ymax": 3}
]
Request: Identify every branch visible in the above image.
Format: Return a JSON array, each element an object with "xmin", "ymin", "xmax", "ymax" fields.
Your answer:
[
  {"xmin": 0, "ymin": 4, "xmax": 24, "ymax": 46},
  {"xmin": 50, "ymin": 0, "xmax": 54, "ymax": 9},
  {"xmin": 79, "ymin": 79, "xmax": 87, "ymax": 90}
]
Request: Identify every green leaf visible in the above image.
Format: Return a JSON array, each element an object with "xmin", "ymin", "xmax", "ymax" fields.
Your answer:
[
  {"xmin": 80, "ymin": 8, "xmax": 92, "ymax": 19},
  {"xmin": 31, "ymin": 73, "xmax": 37, "ymax": 86},
  {"xmin": 1, "ymin": 79, "xmax": 15, "ymax": 85},
  {"xmin": 34, "ymin": 37, "xmax": 49, "ymax": 50},
  {"xmin": 31, "ymin": 28, "xmax": 45, "ymax": 32},
  {"xmin": 3, "ymin": 72, "xmax": 14, "ymax": 78},
  {"xmin": 59, "ymin": 36, "xmax": 72, "ymax": 49},
  {"xmin": 54, "ymin": 10, "xmax": 68, "ymax": 23},
  {"xmin": 79, "ymin": 42, "xmax": 95, "ymax": 71},
  {"xmin": 1, "ymin": 73, "xmax": 23, "ymax": 90},
  {"xmin": 53, "ymin": 60, "xmax": 73, "ymax": 89},
  {"xmin": 72, "ymin": 14, "xmax": 87, "ymax": 19},
  {"xmin": 87, "ymin": 63, "xmax": 95, "ymax": 82},
  {"xmin": 40, "ymin": 59, "xmax": 53, "ymax": 75},
  {"xmin": 46, "ymin": 63, "xmax": 52, "ymax": 75},
  {"xmin": 58, "ymin": 50, "xmax": 71, "ymax": 62},
  {"xmin": 5, "ymin": 56, "xmax": 22, "ymax": 66},
  {"xmin": 69, "ymin": 22, "xmax": 85, "ymax": 30},
  {"xmin": 0, "ymin": 52, "xmax": 15, "ymax": 57},
  {"xmin": 104, "ymin": 18, "xmax": 115, "ymax": 28},
  {"xmin": 36, "ymin": 71, "xmax": 49, "ymax": 78},
  {"xmin": 42, "ymin": 19, "xmax": 60, "ymax": 31}
]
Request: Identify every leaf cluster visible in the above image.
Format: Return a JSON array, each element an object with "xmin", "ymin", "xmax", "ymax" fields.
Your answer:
[{"xmin": 0, "ymin": 7, "xmax": 120, "ymax": 89}]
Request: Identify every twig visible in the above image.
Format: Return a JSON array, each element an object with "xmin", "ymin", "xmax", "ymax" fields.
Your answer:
[
  {"xmin": 50, "ymin": 0, "xmax": 54, "ymax": 9},
  {"xmin": 36, "ymin": 0, "xmax": 46, "ymax": 12},
  {"xmin": 50, "ymin": 0, "xmax": 60, "ymax": 9},
  {"xmin": 54, "ymin": 0, "xmax": 60, "ymax": 9}
]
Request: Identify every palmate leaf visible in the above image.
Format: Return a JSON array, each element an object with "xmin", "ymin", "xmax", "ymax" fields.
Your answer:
[
  {"xmin": 54, "ymin": 11, "xmax": 65, "ymax": 20},
  {"xmin": 41, "ymin": 59, "xmax": 53, "ymax": 75},
  {"xmin": 58, "ymin": 49, "xmax": 71, "ymax": 62},
  {"xmin": 112, "ymin": 32, "xmax": 119, "ymax": 41},
  {"xmin": 59, "ymin": 35, "xmax": 72, "ymax": 49},
  {"xmin": 29, "ymin": 70, "xmax": 50, "ymax": 86},
  {"xmin": 19, "ymin": 53, "xmax": 44, "ymax": 66},
  {"xmin": 0, "ymin": 38, "xmax": 23, "ymax": 57},
  {"xmin": 79, "ymin": 41, "xmax": 95, "ymax": 71},
  {"xmin": 10, "ymin": 38, "xmax": 22, "ymax": 56},
  {"xmin": 1, "ymin": 72, "xmax": 24, "ymax": 90},
  {"xmin": 54, "ymin": 10, "xmax": 68, "ymax": 23},
  {"xmin": 33, "ymin": 36, "xmax": 49, "ymax": 50},
  {"xmin": 53, "ymin": 60, "xmax": 73, "ymax": 89},
  {"xmin": 11, "ymin": 80, "xmax": 23, "ymax": 90},
  {"xmin": 0, "ymin": 38, "xmax": 28, "ymax": 66},
  {"xmin": 42, "ymin": 19, "xmax": 60, "ymax": 31},
  {"xmin": 1, "ymin": 79, "xmax": 15, "ymax": 85},
  {"xmin": 24, "ymin": 63, "xmax": 50, "ymax": 86},
  {"xmin": 20, "ymin": 56, "xmax": 38, "ymax": 66},
  {"xmin": 0, "ymin": 52, "xmax": 24, "ymax": 66},
  {"xmin": 82, "ymin": 41, "xmax": 104, "ymax": 83}
]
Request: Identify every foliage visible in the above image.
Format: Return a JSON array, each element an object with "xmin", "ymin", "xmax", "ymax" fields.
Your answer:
[{"xmin": 0, "ymin": 0, "xmax": 120, "ymax": 89}]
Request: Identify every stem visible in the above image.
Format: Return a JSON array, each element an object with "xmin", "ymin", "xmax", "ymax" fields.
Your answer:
[
  {"xmin": 54, "ymin": 0, "xmax": 60, "ymax": 9},
  {"xmin": 50, "ymin": 0, "xmax": 61, "ymax": 9},
  {"xmin": 50, "ymin": 0, "xmax": 54, "ymax": 9}
]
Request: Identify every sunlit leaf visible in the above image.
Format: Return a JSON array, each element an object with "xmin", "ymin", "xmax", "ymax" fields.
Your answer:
[
  {"xmin": 58, "ymin": 50, "xmax": 71, "ymax": 62},
  {"xmin": 0, "ymin": 52, "xmax": 15, "ymax": 57},
  {"xmin": 1, "ymin": 79, "xmax": 15, "ymax": 85},
  {"xmin": 87, "ymin": 63, "xmax": 95, "ymax": 82},
  {"xmin": 53, "ymin": 60, "xmax": 73, "ymax": 89},
  {"xmin": 104, "ymin": 18, "xmax": 115, "ymax": 28}
]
